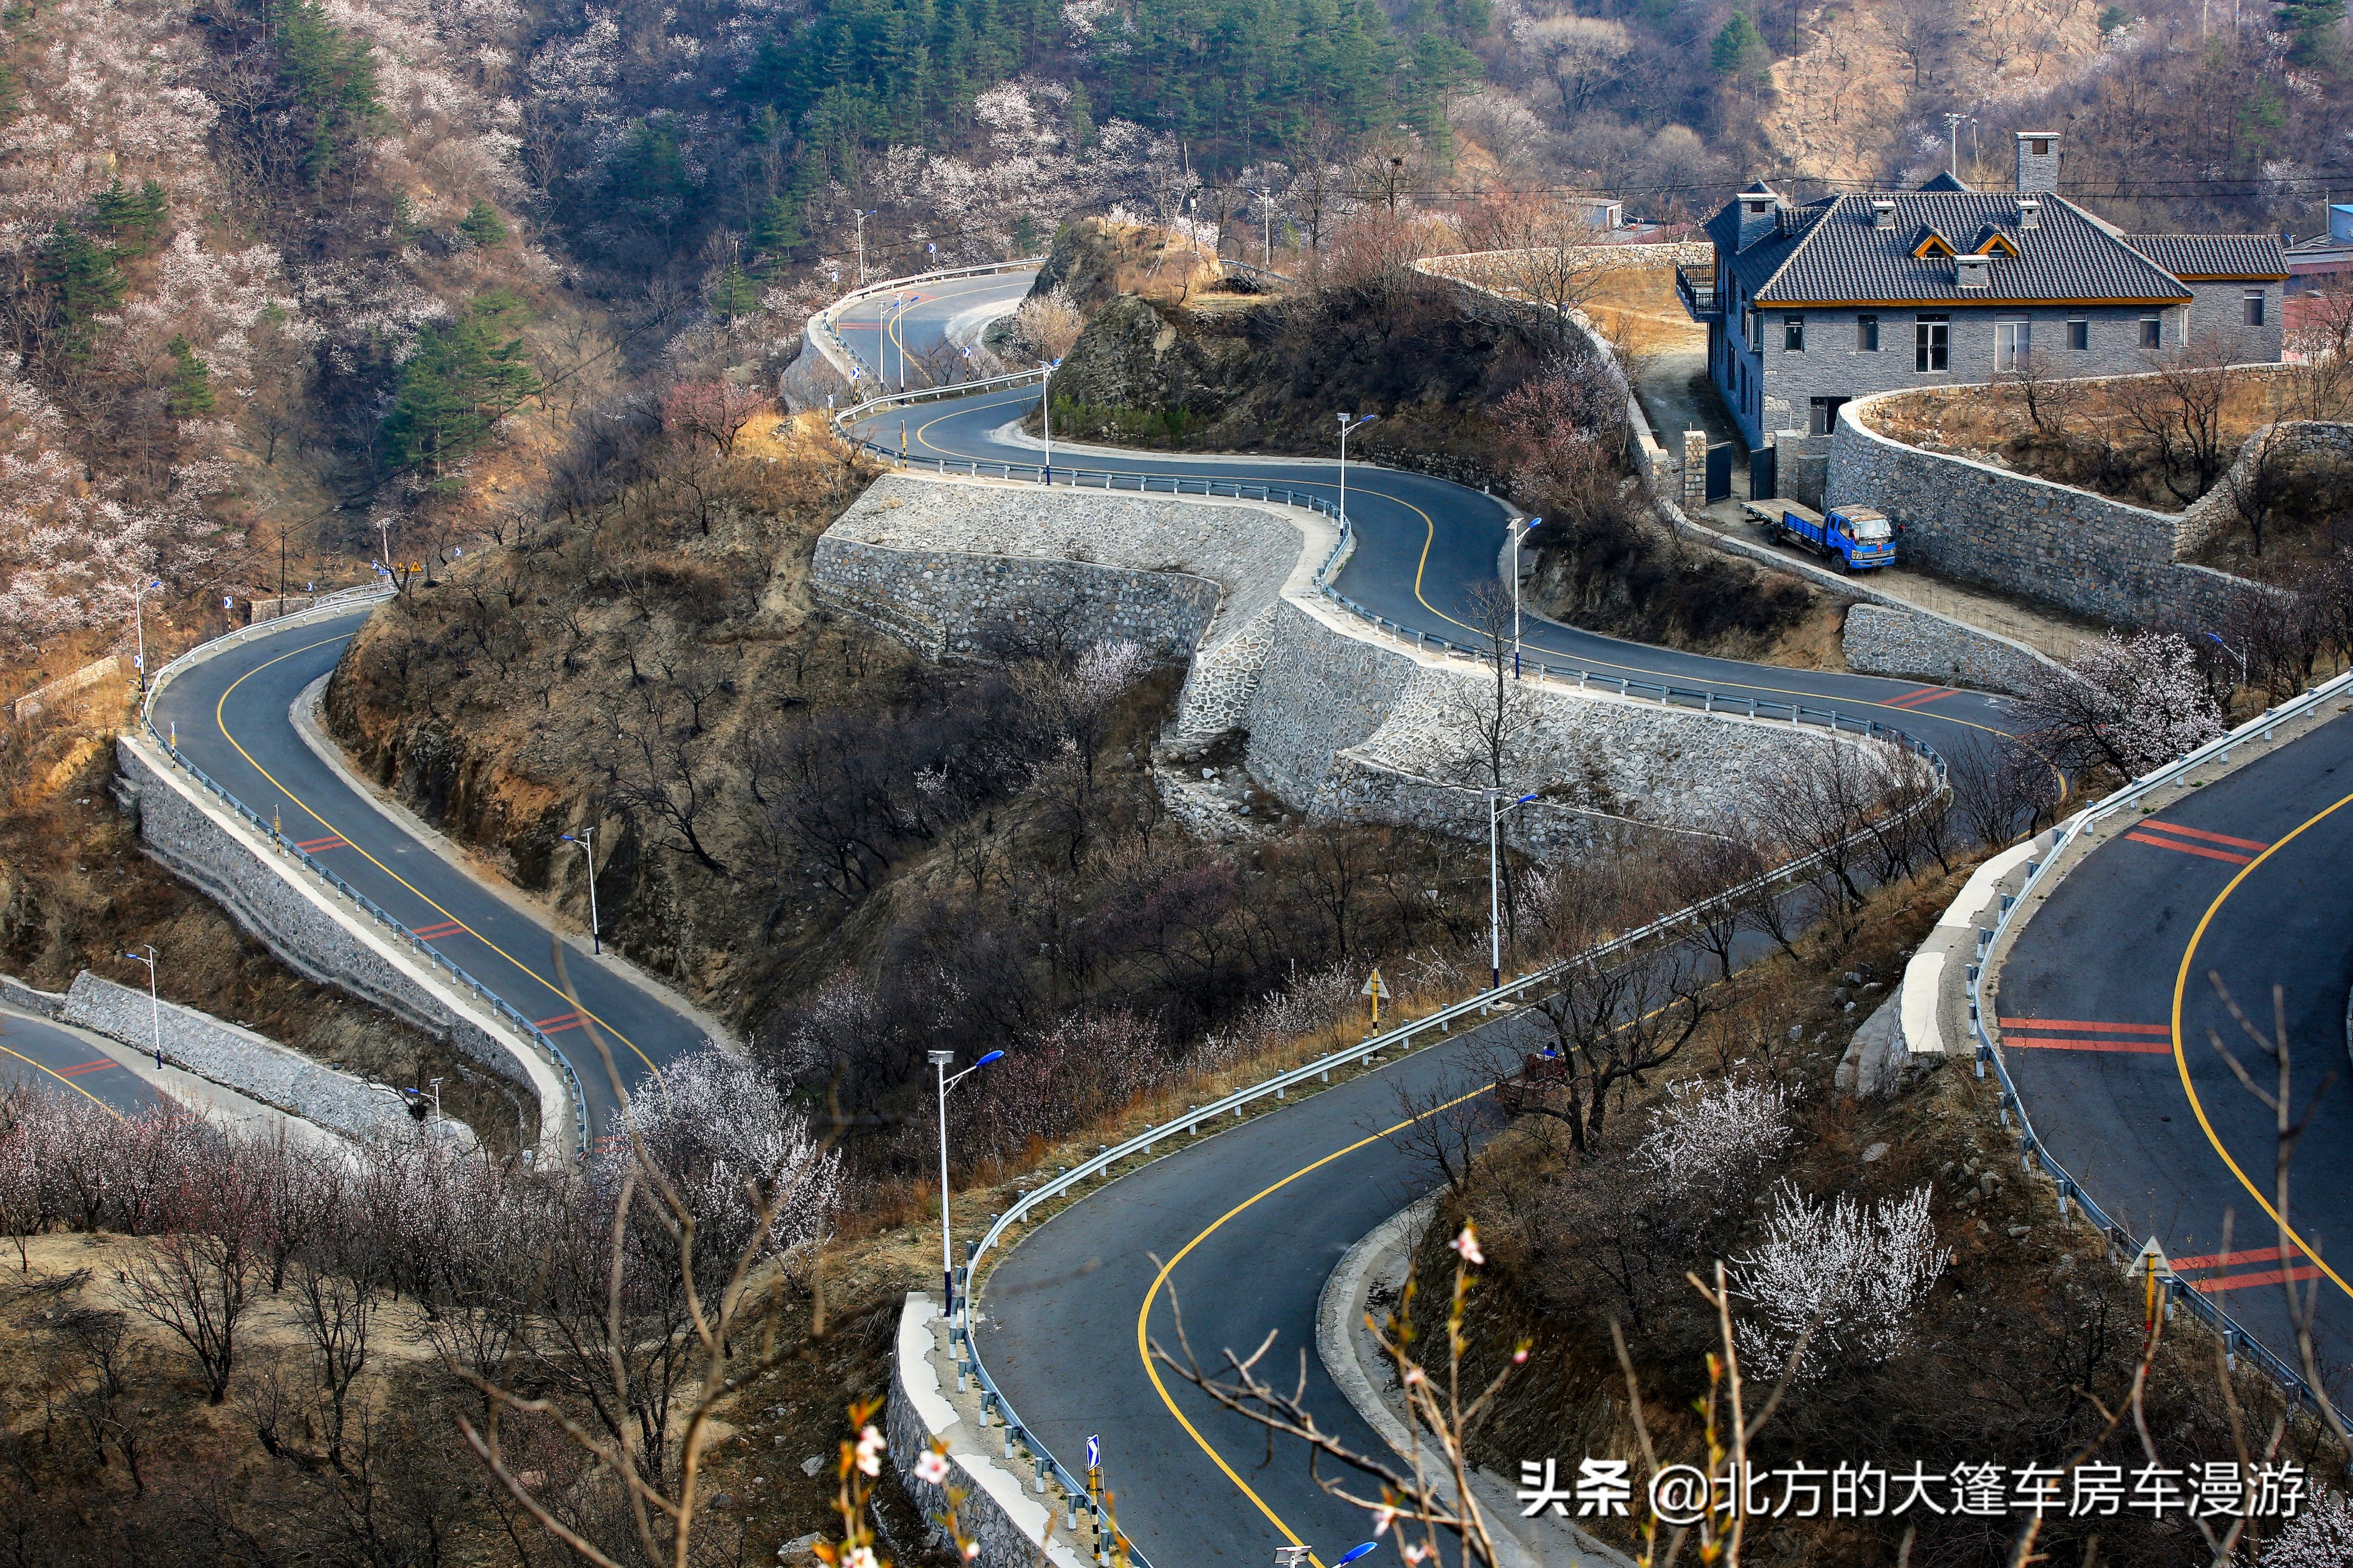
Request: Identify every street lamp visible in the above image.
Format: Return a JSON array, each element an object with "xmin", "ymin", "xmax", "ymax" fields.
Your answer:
[
  {"xmin": 1486, "ymin": 791, "xmax": 1539, "ymax": 993},
  {"xmin": 132, "ymin": 578, "xmax": 163, "ymax": 695},
  {"xmin": 1336, "ymin": 412, "xmax": 1376, "ymax": 530},
  {"xmin": 854, "ymin": 209, "xmax": 877, "ymax": 287},
  {"xmin": 1509, "ymin": 517, "xmax": 1541, "ymax": 680},
  {"xmin": 1254, "ymin": 187, "xmax": 1273, "ymax": 266},
  {"xmin": 1039, "ymin": 360, "xmax": 1060, "ymax": 485},
  {"xmin": 929, "ymin": 1047, "xmax": 1006, "ymax": 1313},
  {"xmin": 2206, "ymin": 630, "xmax": 2249, "ymax": 689},
  {"xmin": 559, "ymin": 829, "xmax": 600, "ymax": 954},
  {"xmin": 123, "ymin": 946, "xmax": 162, "ymax": 1070}
]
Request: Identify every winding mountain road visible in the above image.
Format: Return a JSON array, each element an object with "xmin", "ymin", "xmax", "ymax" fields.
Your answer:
[
  {"xmin": 838, "ymin": 275, "xmax": 2077, "ymax": 1567},
  {"xmin": 146, "ymin": 619, "xmax": 714, "ymax": 1136},
  {"xmin": 1995, "ymin": 713, "xmax": 2353, "ymax": 1376}
]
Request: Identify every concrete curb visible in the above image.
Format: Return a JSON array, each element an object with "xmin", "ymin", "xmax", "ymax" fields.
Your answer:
[
  {"xmin": 291, "ymin": 675, "xmax": 739, "ymax": 1056},
  {"xmin": 1317, "ymin": 1195, "xmax": 1636, "ymax": 1568},
  {"xmin": 888, "ymin": 1293, "xmax": 1094, "ymax": 1568}
]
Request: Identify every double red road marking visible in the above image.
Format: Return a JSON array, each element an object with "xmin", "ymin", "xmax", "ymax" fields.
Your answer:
[
  {"xmin": 295, "ymin": 832, "xmax": 350, "ymax": 854},
  {"xmin": 411, "ymin": 919, "xmax": 466, "ymax": 942},
  {"xmin": 1997, "ymin": 1017, "xmax": 2174, "ymax": 1054},
  {"xmin": 534, "ymin": 1010, "xmax": 586, "ymax": 1035},
  {"xmin": 56, "ymin": 1058, "xmax": 119, "ymax": 1078},
  {"xmin": 1883, "ymin": 686, "xmax": 1951, "ymax": 711},
  {"xmin": 2173, "ymin": 1244, "xmax": 2324, "ymax": 1293},
  {"xmin": 2122, "ymin": 818, "xmax": 2269, "ymax": 866}
]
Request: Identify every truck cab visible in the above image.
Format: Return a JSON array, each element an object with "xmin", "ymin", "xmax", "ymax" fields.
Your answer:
[{"xmin": 1829, "ymin": 507, "xmax": 1894, "ymax": 571}]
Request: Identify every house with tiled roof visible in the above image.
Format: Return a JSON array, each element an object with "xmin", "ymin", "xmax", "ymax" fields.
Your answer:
[{"xmin": 1693, "ymin": 132, "xmax": 2286, "ymax": 449}]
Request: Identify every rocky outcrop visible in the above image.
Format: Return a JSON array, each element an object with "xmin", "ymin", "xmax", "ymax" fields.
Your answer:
[
  {"xmin": 1031, "ymin": 215, "xmax": 1223, "ymax": 315},
  {"xmin": 1043, "ymin": 295, "xmax": 1260, "ymax": 424}
]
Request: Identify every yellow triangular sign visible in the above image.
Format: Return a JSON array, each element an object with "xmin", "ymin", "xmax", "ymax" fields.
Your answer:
[
  {"xmin": 1361, "ymin": 969, "xmax": 1390, "ymax": 998},
  {"xmin": 2123, "ymin": 1236, "xmax": 2174, "ymax": 1283}
]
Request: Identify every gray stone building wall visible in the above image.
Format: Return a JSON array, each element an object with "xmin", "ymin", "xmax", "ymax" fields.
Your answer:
[
  {"xmin": 1824, "ymin": 394, "xmax": 2299, "ymax": 626},
  {"xmin": 116, "ymin": 737, "xmax": 571, "ymax": 1159},
  {"xmin": 59, "ymin": 972, "xmax": 466, "ymax": 1146},
  {"xmin": 1728, "ymin": 303, "xmax": 2189, "ymax": 449},
  {"xmin": 2183, "ymin": 279, "xmax": 2285, "ymax": 364}
]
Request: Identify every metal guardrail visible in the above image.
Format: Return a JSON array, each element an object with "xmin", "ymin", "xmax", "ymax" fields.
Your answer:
[
  {"xmin": 138, "ymin": 586, "xmax": 594, "ymax": 1162},
  {"xmin": 840, "ymin": 428, "xmax": 1951, "ymax": 762},
  {"xmin": 818, "ymin": 256, "xmax": 1046, "ymax": 390},
  {"xmin": 1967, "ymin": 664, "xmax": 2353, "ymax": 1409}
]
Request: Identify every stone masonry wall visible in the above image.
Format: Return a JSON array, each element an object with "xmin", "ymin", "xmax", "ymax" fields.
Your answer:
[
  {"xmin": 811, "ymin": 476, "xmax": 1899, "ymax": 847},
  {"xmin": 117, "ymin": 737, "xmax": 569, "ymax": 1159},
  {"xmin": 1842, "ymin": 604, "xmax": 2055, "ymax": 694},
  {"xmin": 1829, "ymin": 396, "xmax": 2342, "ymax": 626},
  {"xmin": 60, "ymin": 972, "xmax": 466, "ymax": 1145}
]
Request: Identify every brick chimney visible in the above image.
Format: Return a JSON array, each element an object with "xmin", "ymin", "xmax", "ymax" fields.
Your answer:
[
  {"xmin": 1735, "ymin": 182, "xmax": 1784, "ymax": 252},
  {"xmin": 2015, "ymin": 132, "xmax": 2061, "ymax": 195}
]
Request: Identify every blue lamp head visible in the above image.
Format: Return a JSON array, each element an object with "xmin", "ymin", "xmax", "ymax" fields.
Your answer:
[
  {"xmin": 975, "ymin": 1050, "xmax": 1006, "ymax": 1068},
  {"xmin": 1337, "ymin": 1544, "xmax": 1381, "ymax": 1565}
]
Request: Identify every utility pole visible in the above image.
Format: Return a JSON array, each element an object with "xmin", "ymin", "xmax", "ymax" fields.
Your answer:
[
  {"xmin": 1486, "ymin": 793, "xmax": 1537, "ymax": 992},
  {"xmin": 854, "ymin": 209, "xmax": 877, "ymax": 288},
  {"xmin": 132, "ymin": 577, "xmax": 161, "ymax": 695},
  {"xmin": 1945, "ymin": 112, "xmax": 1964, "ymax": 179}
]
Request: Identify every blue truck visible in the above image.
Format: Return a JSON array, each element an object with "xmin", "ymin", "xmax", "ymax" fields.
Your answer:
[{"xmin": 1746, "ymin": 500, "xmax": 1895, "ymax": 572}]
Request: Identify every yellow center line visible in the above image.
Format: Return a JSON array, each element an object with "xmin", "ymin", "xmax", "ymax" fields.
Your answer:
[
  {"xmin": 0, "ymin": 1038, "xmax": 127, "ymax": 1118},
  {"xmin": 902, "ymin": 399, "xmax": 2024, "ymax": 743},
  {"xmin": 1134, "ymin": 1082, "xmax": 1492, "ymax": 1567},
  {"xmin": 2170, "ymin": 784, "xmax": 2353, "ymax": 1303},
  {"xmin": 206, "ymin": 632, "xmax": 663, "ymax": 1089}
]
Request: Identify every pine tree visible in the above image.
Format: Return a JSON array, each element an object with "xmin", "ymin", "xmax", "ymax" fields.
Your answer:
[
  {"xmin": 90, "ymin": 178, "xmax": 170, "ymax": 259},
  {"xmin": 1710, "ymin": 11, "xmax": 1769, "ymax": 77},
  {"xmin": 275, "ymin": 0, "xmax": 385, "ymax": 189},
  {"xmin": 2276, "ymin": 0, "xmax": 2345, "ymax": 67},
  {"xmin": 166, "ymin": 336, "xmax": 215, "ymax": 418},
  {"xmin": 708, "ymin": 259, "xmax": 761, "ymax": 323},
  {"xmin": 383, "ymin": 291, "xmax": 542, "ymax": 476},
  {"xmin": 458, "ymin": 199, "xmax": 509, "ymax": 247},
  {"xmin": 36, "ymin": 224, "xmax": 126, "ymax": 358},
  {"xmin": 751, "ymin": 192, "xmax": 802, "ymax": 262}
]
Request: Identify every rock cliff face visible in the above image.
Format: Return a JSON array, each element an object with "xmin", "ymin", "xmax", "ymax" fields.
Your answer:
[
  {"xmin": 1044, "ymin": 295, "xmax": 1261, "ymax": 425},
  {"xmin": 1031, "ymin": 215, "xmax": 1223, "ymax": 314}
]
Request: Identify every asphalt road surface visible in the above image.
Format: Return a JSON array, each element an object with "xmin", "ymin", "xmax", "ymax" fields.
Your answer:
[
  {"xmin": 980, "ymin": 1015, "xmax": 1547, "ymax": 1568},
  {"xmin": 828, "ymin": 269, "xmax": 1036, "ymax": 394},
  {"xmin": 0, "ymin": 1006, "xmax": 159, "ymax": 1116},
  {"xmin": 145, "ymin": 617, "xmax": 713, "ymax": 1136},
  {"xmin": 1997, "ymin": 712, "xmax": 2353, "ymax": 1379}
]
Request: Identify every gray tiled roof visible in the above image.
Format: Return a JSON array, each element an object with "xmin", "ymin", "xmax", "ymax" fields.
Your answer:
[
  {"xmin": 1709, "ymin": 191, "xmax": 2202, "ymax": 306},
  {"xmin": 2124, "ymin": 234, "xmax": 2288, "ymax": 279}
]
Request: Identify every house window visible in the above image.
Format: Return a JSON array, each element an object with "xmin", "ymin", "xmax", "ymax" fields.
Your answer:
[
  {"xmin": 2244, "ymin": 290, "xmax": 2266, "ymax": 327},
  {"xmin": 1857, "ymin": 315, "xmax": 1880, "ymax": 351},
  {"xmin": 1784, "ymin": 315, "xmax": 1805, "ymax": 352},
  {"xmin": 1808, "ymin": 396, "xmax": 1849, "ymax": 436},
  {"xmin": 1995, "ymin": 317, "xmax": 2032, "ymax": 371},
  {"xmin": 1915, "ymin": 315, "xmax": 1949, "ymax": 373},
  {"xmin": 2141, "ymin": 315, "xmax": 2163, "ymax": 349},
  {"xmin": 2030, "ymin": 137, "xmax": 2050, "ymax": 155},
  {"xmin": 2067, "ymin": 318, "xmax": 2089, "ymax": 351}
]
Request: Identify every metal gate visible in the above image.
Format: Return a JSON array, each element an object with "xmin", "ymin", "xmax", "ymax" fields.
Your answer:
[
  {"xmin": 1749, "ymin": 444, "xmax": 1777, "ymax": 502},
  {"xmin": 1705, "ymin": 442, "xmax": 1735, "ymax": 504}
]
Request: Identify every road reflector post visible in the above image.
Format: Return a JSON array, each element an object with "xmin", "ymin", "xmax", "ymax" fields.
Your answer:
[
  {"xmin": 1006, "ymin": 1423, "xmax": 1020, "ymax": 1461},
  {"xmin": 1034, "ymin": 1453, "xmax": 1049, "ymax": 1493}
]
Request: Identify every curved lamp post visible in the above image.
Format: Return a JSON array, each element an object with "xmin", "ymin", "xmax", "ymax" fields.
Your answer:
[
  {"xmin": 1487, "ymin": 791, "xmax": 1540, "ymax": 991},
  {"xmin": 930, "ymin": 1047, "xmax": 1006, "ymax": 1311},
  {"xmin": 1336, "ymin": 412, "xmax": 1376, "ymax": 530}
]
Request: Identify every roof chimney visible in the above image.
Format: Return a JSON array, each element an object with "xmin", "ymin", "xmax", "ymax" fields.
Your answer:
[
  {"xmin": 2015, "ymin": 131, "xmax": 2061, "ymax": 195},
  {"xmin": 1955, "ymin": 255, "xmax": 1990, "ymax": 292},
  {"xmin": 1735, "ymin": 183, "xmax": 1783, "ymax": 253},
  {"xmin": 2017, "ymin": 198, "xmax": 2040, "ymax": 231},
  {"xmin": 1872, "ymin": 199, "xmax": 1897, "ymax": 231}
]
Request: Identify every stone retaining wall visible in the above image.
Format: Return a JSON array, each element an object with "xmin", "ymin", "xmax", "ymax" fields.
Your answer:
[
  {"xmin": 116, "ymin": 736, "xmax": 570, "ymax": 1160},
  {"xmin": 812, "ymin": 476, "xmax": 1897, "ymax": 845},
  {"xmin": 0, "ymin": 977, "xmax": 62, "ymax": 1017},
  {"xmin": 1842, "ymin": 604, "xmax": 2055, "ymax": 695},
  {"xmin": 888, "ymin": 1295, "xmax": 1090, "ymax": 1568},
  {"xmin": 59, "ymin": 972, "xmax": 465, "ymax": 1144},
  {"xmin": 1826, "ymin": 397, "xmax": 2338, "ymax": 626}
]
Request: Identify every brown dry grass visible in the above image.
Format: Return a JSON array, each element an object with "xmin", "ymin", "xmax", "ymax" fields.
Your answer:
[
  {"xmin": 1580, "ymin": 265, "xmax": 1705, "ymax": 361},
  {"xmin": 1864, "ymin": 367, "xmax": 2305, "ymax": 513}
]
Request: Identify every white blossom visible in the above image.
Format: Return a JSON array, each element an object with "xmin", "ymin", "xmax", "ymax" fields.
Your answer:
[
  {"xmin": 1637, "ymin": 1077, "xmax": 1797, "ymax": 1196},
  {"xmin": 1730, "ymin": 1181, "xmax": 1947, "ymax": 1376},
  {"xmin": 2264, "ymin": 1486, "xmax": 2353, "ymax": 1566}
]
